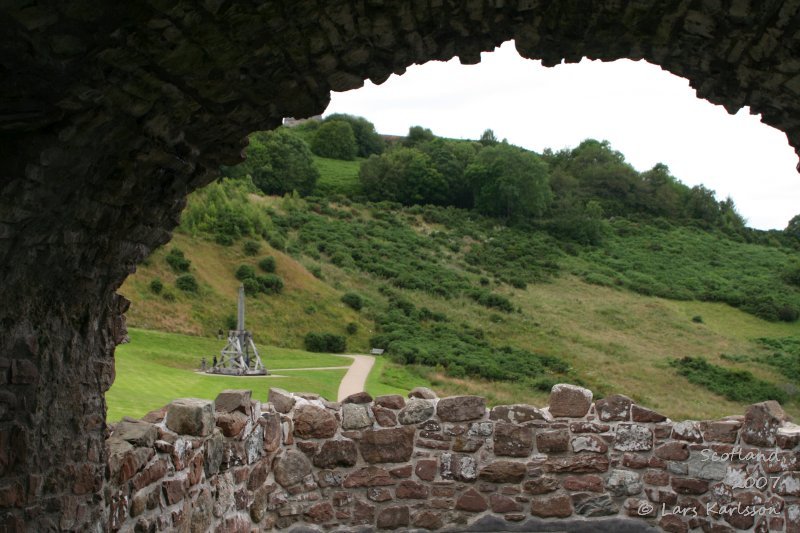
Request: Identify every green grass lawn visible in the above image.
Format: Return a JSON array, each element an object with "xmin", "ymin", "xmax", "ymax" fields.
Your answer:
[{"xmin": 106, "ymin": 328, "xmax": 349, "ymax": 421}]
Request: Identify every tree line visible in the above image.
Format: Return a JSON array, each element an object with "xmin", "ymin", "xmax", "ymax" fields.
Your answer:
[{"xmin": 221, "ymin": 114, "xmax": 799, "ymax": 245}]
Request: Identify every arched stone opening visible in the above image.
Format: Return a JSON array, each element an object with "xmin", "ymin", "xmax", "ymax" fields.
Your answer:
[{"xmin": 2, "ymin": 2, "xmax": 800, "ymax": 530}]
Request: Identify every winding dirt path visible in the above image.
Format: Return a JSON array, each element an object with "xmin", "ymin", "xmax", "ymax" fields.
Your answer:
[{"xmin": 336, "ymin": 354, "xmax": 375, "ymax": 402}]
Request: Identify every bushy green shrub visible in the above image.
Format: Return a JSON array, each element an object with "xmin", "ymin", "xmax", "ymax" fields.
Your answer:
[
  {"xmin": 308, "ymin": 265, "xmax": 323, "ymax": 279},
  {"xmin": 176, "ymin": 274, "xmax": 198, "ymax": 293},
  {"xmin": 166, "ymin": 248, "xmax": 191, "ymax": 272},
  {"xmin": 346, "ymin": 322, "xmax": 358, "ymax": 335},
  {"xmin": 311, "ymin": 120, "xmax": 357, "ymax": 160},
  {"xmin": 149, "ymin": 278, "xmax": 163, "ymax": 294},
  {"xmin": 243, "ymin": 240, "xmax": 261, "ymax": 256},
  {"xmin": 257, "ymin": 274, "xmax": 284, "ymax": 294},
  {"xmin": 669, "ymin": 356, "xmax": 787, "ymax": 404},
  {"xmin": 467, "ymin": 290, "xmax": 514, "ymax": 313},
  {"xmin": 242, "ymin": 278, "xmax": 260, "ymax": 295},
  {"xmin": 235, "ymin": 265, "xmax": 256, "ymax": 281},
  {"xmin": 692, "ymin": 315, "xmax": 703, "ymax": 323},
  {"xmin": 259, "ymin": 256, "xmax": 276, "ymax": 273},
  {"xmin": 304, "ymin": 332, "xmax": 347, "ymax": 353},
  {"xmin": 341, "ymin": 292, "xmax": 363, "ymax": 311},
  {"xmin": 162, "ymin": 288, "xmax": 176, "ymax": 302}
]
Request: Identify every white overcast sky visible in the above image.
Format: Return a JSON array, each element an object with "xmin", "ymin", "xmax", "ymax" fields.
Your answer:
[{"xmin": 324, "ymin": 41, "xmax": 799, "ymax": 230}]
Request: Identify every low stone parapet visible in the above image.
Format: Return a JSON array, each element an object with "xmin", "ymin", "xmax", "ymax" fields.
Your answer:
[{"xmin": 104, "ymin": 385, "xmax": 800, "ymax": 532}]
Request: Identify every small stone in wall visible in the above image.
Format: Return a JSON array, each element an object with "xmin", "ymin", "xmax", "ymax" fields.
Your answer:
[
  {"xmin": 273, "ymin": 450, "xmax": 312, "ymax": 489},
  {"xmin": 214, "ymin": 389, "xmax": 252, "ymax": 415},
  {"xmin": 605, "ymin": 469, "xmax": 643, "ymax": 497},
  {"xmin": 268, "ymin": 388, "xmax": 296, "ymax": 414},
  {"xmin": 313, "ymin": 439, "xmax": 358, "ymax": 469},
  {"xmin": 493, "ymin": 422, "xmax": 533, "ymax": 457},
  {"xmin": 456, "ymin": 488, "xmax": 487, "ymax": 512},
  {"xmin": 341, "ymin": 391, "xmax": 372, "ymax": 404},
  {"xmin": 374, "ymin": 394, "xmax": 405, "ymax": 409},
  {"xmin": 614, "ymin": 423, "xmax": 653, "ymax": 451},
  {"xmin": 671, "ymin": 421, "xmax": 703, "ymax": 443},
  {"xmin": 437, "ymin": 396, "xmax": 486, "ymax": 422},
  {"xmin": 478, "ymin": 461, "xmax": 527, "ymax": 483},
  {"xmin": 397, "ymin": 398, "xmax": 435, "ymax": 425},
  {"xmin": 530, "ymin": 492, "xmax": 573, "ymax": 518},
  {"xmin": 572, "ymin": 492, "xmax": 618, "ymax": 517},
  {"xmin": 112, "ymin": 420, "xmax": 158, "ymax": 448},
  {"xmin": 536, "ymin": 429, "xmax": 570, "ymax": 453},
  {"xmin": 741, "ymin": 401, "xmax": 788, "ymax": 447},
  {"xmin": 359, "ymin": 427, "xmax": 415, "ymax": 463},
  {"xmin": 595, "ymin": 394, "xmax": 632, "ymax": 422},
  {"xmin": 408, "ymin": 387, "xmax": 437, "ymax": 399},
  {"xmin": 630, "ymin": 404, "xmax": 667, "ymax": 423},
  {"xmin": 523, "ymin": 476, "xmax": 559, "ymax": 494},
  {"xmin": 293, "ymin": 405, "xmax": 337, "ymax": 439},
  {"xmin": 548, "ymin": 384, "xmax": 593, "ymax": 418},
  {"xmin": 440, "ymin": 453, "xmax": 477, "ymax": 482},
  {"xmin": 341, "ymin": 403, "xmax": 372, "ymax": 429},
  {"xmin": 166, "ymin": 398, "xmax": 215, "ymax": 437},
  {"xmin": 343, "ymin": 466, "xmax": 395, "ymax": 488},
  {"xmin": 490, "ymin": 404, "xmax": 548, "ymax": 424},
  {"xmin": 376, "ymin": 505, "xmax": 410, "ymax": 529},
  {"xmin": 571, "ymin": 435, "xmax": 608, "ymax": 454}
]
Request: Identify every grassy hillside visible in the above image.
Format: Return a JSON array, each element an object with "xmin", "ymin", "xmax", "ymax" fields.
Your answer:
[{"xmin": 118, "ymin": 184, "xmax": 800, "ymax": 420}]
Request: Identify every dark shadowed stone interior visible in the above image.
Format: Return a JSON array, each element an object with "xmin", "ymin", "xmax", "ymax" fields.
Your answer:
[{"xmin": 2, "ymin": 1, "xmax": 800, "ymax": 530}]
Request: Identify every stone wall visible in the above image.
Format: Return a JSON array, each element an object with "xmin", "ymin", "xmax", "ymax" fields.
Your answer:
[
  {"xmin": 5, "ymin": 2, "xmax": 800, "ymax": 529},
  {"xmin": 105, "ymin": 385, "xmax": 800, "ymax": 532}
]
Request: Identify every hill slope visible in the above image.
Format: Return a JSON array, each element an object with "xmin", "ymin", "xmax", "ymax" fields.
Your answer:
[{"xmin": 120, "ymin": 184, "xmax": 800, "ymax": 419}]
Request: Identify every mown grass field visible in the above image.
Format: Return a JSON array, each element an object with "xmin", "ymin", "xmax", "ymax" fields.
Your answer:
[{"xmin": 106, "ymin": 328, "xmax": 350, "ymax": 421}]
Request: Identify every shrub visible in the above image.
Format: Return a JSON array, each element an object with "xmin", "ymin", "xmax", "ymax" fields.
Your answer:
[
  {"xmin": 214, "ymin": 233, "xmax": 234, "ymax": 246},
  {"xmin": 162, "ymin": 288, "xmax": 176, "ymax": 302},
  {"xmin": 149, "ymin": 278, "xmax": 163, "ymax": 294},
  {"xmin": 259, "ymin": 256, "xmax": 276, "ymax": 273},
  {"xmin": 311, "ymin": 120, "xmax": 358, "ymax": 160},
  {"xmin": 225, "ymin": 314, "xmax": 237, "ymax": 330},
  {"xmin": 468, "ymin": 290, "xmax": 514, "ymax": 313},
  {"xmin": 341, "ymin": 292, "xmax": 363, "ymax": 311},
  {"xmin": 669, "ymin": 356, "xmax": 787, "ymax": 404},
  {"xmin": 166, "ymin": 248, "xmax": 191, "ymax": 272},
  {"xmin": 176, "ymin": 274, "xmax": 198, "ymax": 293},
  {"xmin": 257, "ymin": 274, "xmax": 284, "ymax": 294},
  {"xmin": 242, "ymin": 277, "xmax": 260, "ymax": 295},
  {"xmin": 304, "ymin": 332, "xmax": 347, "ymax": 353},
  {"xmin": 308, "ymin": 265, "xmax": 323, "ymax": 279},
  {"xmin": 243, "ymin": 240, "xmax": 261, "ymax": 256},
  {"xmin": 346, "ymin": 322, "xmax": 358, "ymax": 335},
  {"xmin": 692, "ymin": 315, "xmax": 704, "ymax": 323},
  {"xmin": 235, "ymin": 264, "xmax": 256, "ymax": 281}
]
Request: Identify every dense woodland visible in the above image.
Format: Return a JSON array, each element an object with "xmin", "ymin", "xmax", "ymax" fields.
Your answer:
[{"xmin": 152, "ymin": 114, "xmax": 800, "ymax": 411}]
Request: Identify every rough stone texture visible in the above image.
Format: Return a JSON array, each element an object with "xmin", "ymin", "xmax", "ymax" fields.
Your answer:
[
  {"xmin": 490, "ymin": 404, "xmax": 548, "ymax": 424},
  {"xmin": 408, "ymin": 387, "xmax": 437, "ymax": 400},
  {"xmin": 397, "ymin": 398, "xmax": 435, "ymax": 425},
  {"xmin": 595, "ymin": 394, "xmax": 632, "ymax": 422},
  {"xmin": 293, "ymin": 405, "xmax": 337, "ymax": 439},
  {"xmin": 741, "ymin": 401, "xmax": 789, "ymax": 447},
  {"xmin": 437, "ymin": 395, "xmax": 486, "ymax": 422},
  {"xmin": 166, "ymin": 398, "xmax": 215, "ymax": 437},
  {"xmin": 374, "ymin": 395, "xmax": 405, "ymax": 410},
  {"xmin": 549, "ymin": 384, "xmax": 593, "ymax": 417},
  {"xmin": 493, "ymin": 422, "xmax": 534, "ymax": 457},
  {"xmin": 359, "ymin": 427, "xmax": 415, "ymax": 463},
  {"xmin": 215, "ymin": 389, "xmax": 252, "ymax": 415},
  {"xmin": 313, "ymin": 439, "xmax": 357, "ymax": 469},
  {"xmin": 6, "ymin": 1, "xmax": 800, "ymax": 527},
  {"xmin": 341, "ymin": 403, "xmax": 371, "ymax": 430},
  {"xmin": 268, "ymin": 388, "xmax": 296, "ymax": 414},
  {"xmin": 273, "ymin": 450, "xmax": 312, "ymax": 489}
]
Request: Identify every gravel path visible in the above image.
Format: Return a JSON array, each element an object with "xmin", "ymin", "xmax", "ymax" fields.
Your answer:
[{"xmin": 336, "ymin": 354, "xmax": 375, "ymax": 402}]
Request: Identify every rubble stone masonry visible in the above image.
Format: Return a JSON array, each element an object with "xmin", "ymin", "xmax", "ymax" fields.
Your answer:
[{"xmin": 105, "ymin": 385, "xmax": 800, "ymax": 532}]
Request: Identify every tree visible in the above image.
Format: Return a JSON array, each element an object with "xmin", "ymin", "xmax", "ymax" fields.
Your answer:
[
  {"xmin": 359, "ymin": 147, "xmax": 448, "ymax": 205},
  {"xmin": 466, "ymin": 144, "xmax": 552, "ymax": 220},
  {"xmin": 311, "ymin": 120, "xmax": 358, "ymax": 160},
  {"xmin": 404, "ymin": 125, "xmax": 435, "ymax": 147},
  {"xmin": 222, "ymin": 129, "xmax": 319, "ymax": 196},
  {"xmin": 417, "ymin": 139, "xmax": 478, "ymax": 208},
  {"xmin": 479, "ymin": 128, "xmax": 498, "ymax": 146},
  {"xmin": 324, "ymin": 114, "xmax": 385, "ymax": 157},
  {"xmin": 786, "ymin": 214, "xmax": 800, "ymax": 239}
]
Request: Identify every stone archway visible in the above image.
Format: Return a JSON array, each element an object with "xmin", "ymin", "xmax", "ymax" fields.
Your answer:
[{"xmin": 2, "ymin": 2, "xmax": 799, "ymax": 530}]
